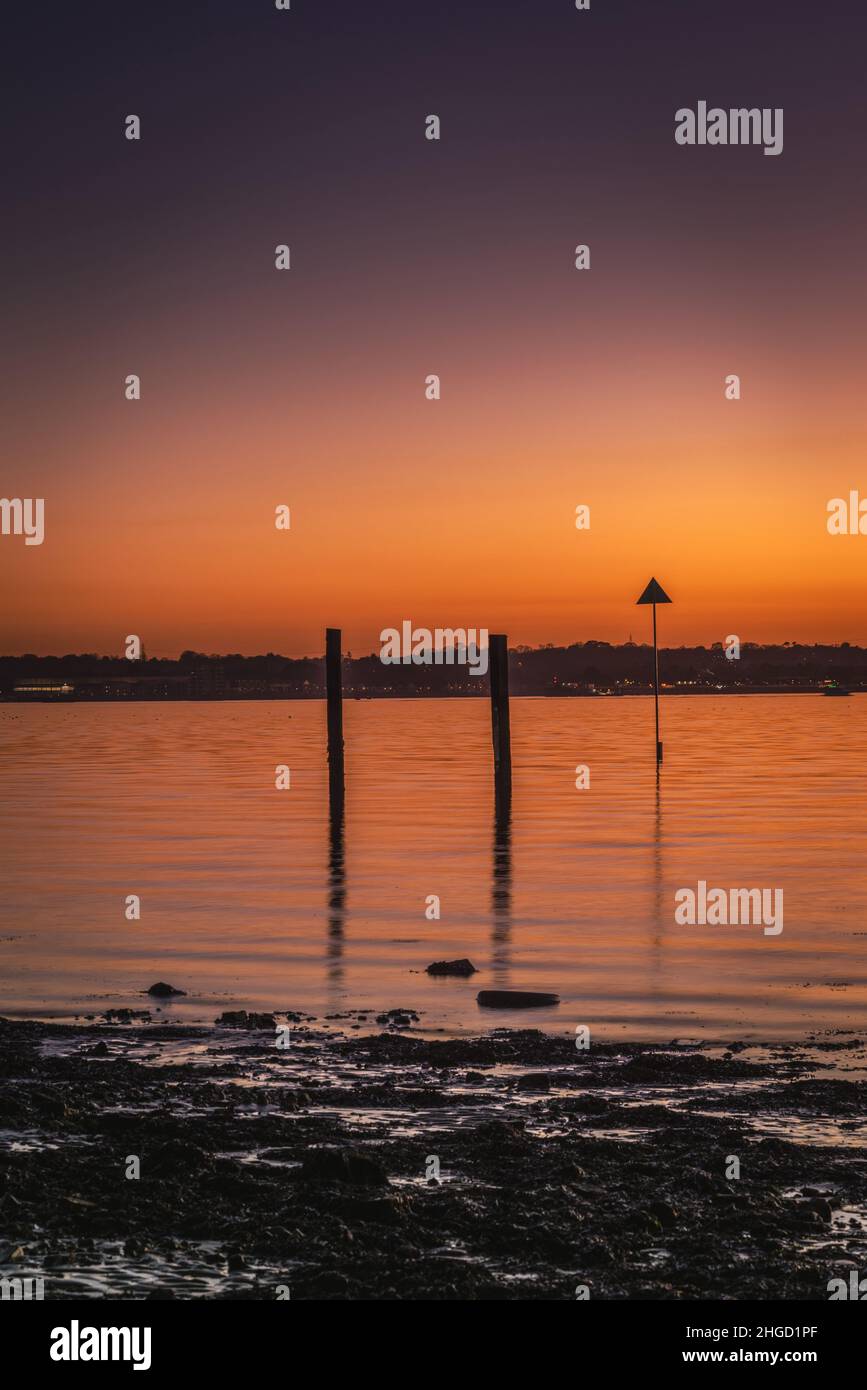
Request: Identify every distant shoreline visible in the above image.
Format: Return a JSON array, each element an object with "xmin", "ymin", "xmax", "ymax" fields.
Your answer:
[
  {"xmin": 2, "ymin": 687, "xmax": 862, "ymax": 704},
  {"xmin": 4, "ymin": 642, "xmax": 863, "ymax": 702}
]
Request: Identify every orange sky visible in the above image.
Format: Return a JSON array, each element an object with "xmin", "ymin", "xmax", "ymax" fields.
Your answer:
[
  {"xmin": 4, "ymin": 0, "xmax": 866, "ymax": 656},
  {"xmin": 4, "ymin": 288, "xmax": 866, "ymax": 656}
]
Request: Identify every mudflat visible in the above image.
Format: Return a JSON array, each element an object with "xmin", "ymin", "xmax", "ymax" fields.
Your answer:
[{"xmin": 1, "ymin": 1015, "xmax": 865, "ymax": 1300}]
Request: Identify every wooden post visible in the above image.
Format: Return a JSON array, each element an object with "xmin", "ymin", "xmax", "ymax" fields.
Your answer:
[
  {"xmin": 489, "ymin": 633, "xmax": 511, "ymax": 802},
  {"xmin": 325, "ymin": 627, "xmax": 344, "ymax": 806}
]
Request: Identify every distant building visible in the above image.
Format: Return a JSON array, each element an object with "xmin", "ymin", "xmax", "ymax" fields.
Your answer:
[
  {"xmin": 190, "ymin": 664, "xmax": 226, "ymax": 698},
  {"xmin": 14, "ymin": 680, "xmax": 75, "ymax": 701}
]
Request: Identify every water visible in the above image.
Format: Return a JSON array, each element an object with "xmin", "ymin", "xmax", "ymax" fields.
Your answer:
[{"xmin": 1, "ymin": 695, "xmax": 865, "ymax": 1039}]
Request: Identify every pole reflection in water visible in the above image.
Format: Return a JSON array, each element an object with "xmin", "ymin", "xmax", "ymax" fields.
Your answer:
[
  {"xmin": 326, "ymin": 799, "xmax": 346, "ymax": 984},
  {"xmin": 491, "ymin": 787, "xmax": 512, "ymax": 979}
]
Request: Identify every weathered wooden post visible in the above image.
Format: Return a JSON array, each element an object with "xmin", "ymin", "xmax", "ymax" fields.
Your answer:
[
  {"xmin": 325, "ymin": 627, "xmax": 344, "ymax": 807},
  {"xmin": 489, "ymin": 633, "xmax": 512, "ymax": 802}
]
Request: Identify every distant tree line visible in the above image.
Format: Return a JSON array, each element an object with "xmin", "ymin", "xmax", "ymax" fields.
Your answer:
[{"xmin": 1, "ymin": 641, "xmax": 864, "ymax": 699}]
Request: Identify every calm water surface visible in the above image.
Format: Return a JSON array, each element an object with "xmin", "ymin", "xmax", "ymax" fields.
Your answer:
[{"xmin": 1, "ymin": 696, "xmax": 865, "ymax": 1039}]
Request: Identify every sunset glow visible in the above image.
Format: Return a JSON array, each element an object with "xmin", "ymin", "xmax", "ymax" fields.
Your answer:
[{"xmin": 3, "ymin": 3, "xmax": 866, "ymax": 656}]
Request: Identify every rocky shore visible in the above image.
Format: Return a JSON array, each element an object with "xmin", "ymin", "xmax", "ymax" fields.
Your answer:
[{"xmin": 1, "ymin": 1014, "xmax": 866, "ymax": 1300}]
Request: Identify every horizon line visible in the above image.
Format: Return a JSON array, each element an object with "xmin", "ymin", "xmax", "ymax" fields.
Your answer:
[{"xmin": 2, "ymin": 638, "xmax": 865, "ymax": 663}]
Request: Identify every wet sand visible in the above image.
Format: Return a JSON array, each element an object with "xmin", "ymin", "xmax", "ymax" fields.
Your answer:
[{"xmin": 1, "ymin": 1013, "xmax": 866, "ymax": 1300}]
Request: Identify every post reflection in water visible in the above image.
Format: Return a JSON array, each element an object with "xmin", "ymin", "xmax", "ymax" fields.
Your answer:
[
  {"xmin": 326, "ymin": 799, "xmax": 346, "ymax": 984},
  {"xmin": 491, "ymin": 787, "xmax": 513, "ymax": 979},
  {"xmin": 646, "ymin": 772, "xmax": 666, "ymax": 992},
  {"xmin": 5, "ymin": 698, "xmax": 863, "ymax": 1039},
  {"xmin": 653, "ymin": 772, "xmax": 665, "ymax": 940}
]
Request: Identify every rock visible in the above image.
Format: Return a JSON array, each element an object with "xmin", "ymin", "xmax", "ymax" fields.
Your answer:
[
  {"xmin": 276, "ymin": 1091, "xmax": 308, "ymax": 1111},
  {"xmin": 217, "ymin": 1011, "xmax": 275, "ymax": 1030},
  {"xmin": 150, "ymin": 1140, "xmax": 208, "ymax": 1176},
  {"xmin": 648, "ymin": 1200, "xmax": 678, "ymax": 1228},
  {"xmin": 312, "ymin": 1271, "xmax": 349, "ymax": 1295},
  {"xmin": 629, "ymin": 1209, "xmax": 662, "ymax": 1234},
  {"xmin": 146, "ymin": 982, "xmax": 186, "ymax": 997},
  {"xmin": 800, "ymin": 1197, "xmax": 833, "ymax": 1223},
  {"xmin": 375, "ymin": 1009, "xmax": 418, "ymax": 1028},
  {"xmin": 582, "ymin": 1238, "xmax": 615, "ymax": 1267},
  {"xmin": 516, "ymin": 1072, "xmax": 551, "ymax": 1092},
  {"xmin": 477, "ymin": 990, "xmax": 559, "ymax": 1009},
  {"xmin": 298, "ymin": 1149, "xmax": 388, "ymax": 1187},
  {"xmin": 333, "ymin": 1194, "xmax": 406, "ymax": 1224},
  {"xmin": 566, "ymin": 1094, "xmax": 610, "ymax": 1114},
  {"xmin": 426, "ymin": 959, "xmax": 477, "ymax": 977}
]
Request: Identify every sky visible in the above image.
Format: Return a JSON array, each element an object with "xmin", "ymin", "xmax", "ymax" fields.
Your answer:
[{"xmin": 3, "ymin": 0, "xmax": 867, "ymax": 656}]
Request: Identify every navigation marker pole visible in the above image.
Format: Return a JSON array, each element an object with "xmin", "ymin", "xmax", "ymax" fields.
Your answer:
[{"xmin": 636, "ymin": 578, "xmax": 672, "ymax": 765}]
